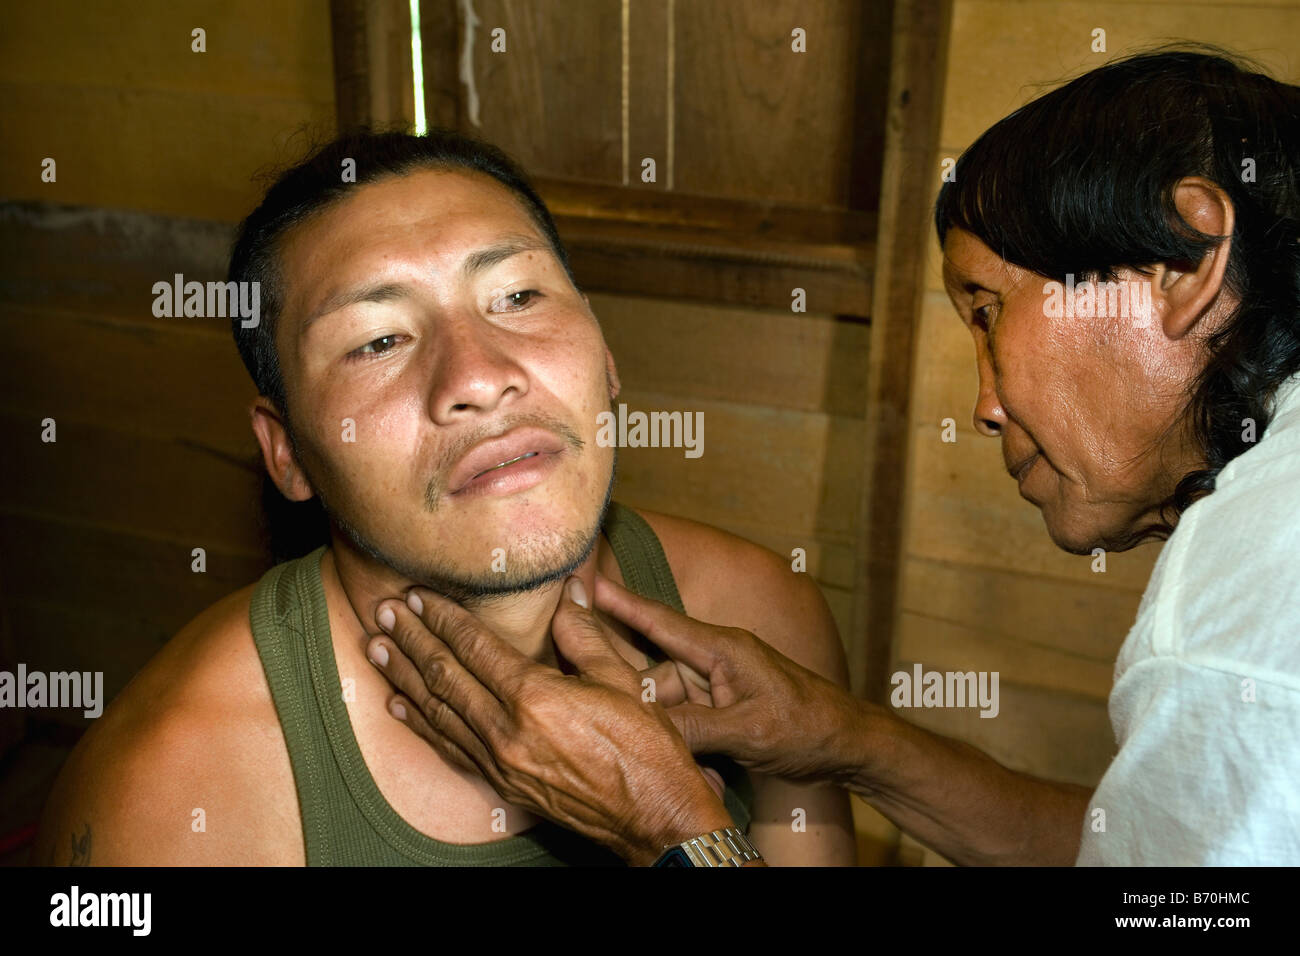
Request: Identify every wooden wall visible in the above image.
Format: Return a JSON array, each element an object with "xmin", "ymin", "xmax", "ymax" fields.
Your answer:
[
  {"xmin": 0, "ymin": 0, "xmax": 335, "ymax": 860},
  {"xmin": 892, "ymin": 0, "xmax": 1300, "ymax": 865}
]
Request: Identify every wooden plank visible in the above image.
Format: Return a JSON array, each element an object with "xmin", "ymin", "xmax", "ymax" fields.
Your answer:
[
  {"xmin": 0, "ymin": 305, "xmax": 256, "ymax": 456},
  {"xmin": 419, "ymin": 0, "xmax": 462, "ymax": 129},
  {"xmin": 466, "ymin": 0, "xmax": 623, "ymax": 183},
  {"xmin": 672, "ymin": 0, "xmax": 886, "ymax": 207},
  {"xmin": 626, "ymin": 0, "xmax": 671, "ymax": 190},
  {"xmin": 0, "ymin": 202, "xmax": 236, "ymax": 323},
  {"xmin": 911, "ymin": 289, "xmax": 978, "ymax": 427},
  {"xmin": 0, "ymin": 512, "xmax": 270, "ymax": 639},
  {"xmin": 611, "ymin": 389, "xmax": 865, "ymax": 541},
  {"xmin": 893, "ymin": 677, "xmax": 1115, "ymax": 788},
  {"xmin": 0, "ymin": 83, "xmax": 335, "ymax": 221},
  {"xmin": 590, "ymin": 293, "xmax": 869, "ymax": 417},
  {"xmin": 0, "ymin": 408, "xmax": 264, "ymax": 556},
  {"xmin": 0, "ymin": 1, "xmax": 334, "ymax": 220},
  {"xmin": 331, "ymin": 0, "xmax": 416, "ymax": 131},
  {"xmin": 559, "ymin": 217, "xmax": 872, "ymax": 315},
  {"xmin": 537, "ymin": 177, "xmax": 877, "ymax": 246},
  {"xmin": 941, "ymin": 1, "xmax": 1300, "ymax": 151},
  {"xmin": 849, "ymin": 0, "xmax": 953, "ymax": 702},
  {"xmin": 0, "ymin": 0, "xmax": 334, "ymax": 98},
  {"xmin": 895, "ymin": 610, "xmax": 1116, "ymax": 701},
  {"xmin": 899, "ymin": 556, "xmax": 1140, "ymax": 663}
]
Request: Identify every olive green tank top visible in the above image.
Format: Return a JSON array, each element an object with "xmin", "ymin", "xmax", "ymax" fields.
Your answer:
[{"xmin": 249, "ymin": 501, "xmax": 753, "ymax": 865}]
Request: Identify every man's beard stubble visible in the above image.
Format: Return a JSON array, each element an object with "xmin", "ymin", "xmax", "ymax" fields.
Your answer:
[{"xmin": 283, "ymin": 411, "xmax": 618, "ymax": 609}]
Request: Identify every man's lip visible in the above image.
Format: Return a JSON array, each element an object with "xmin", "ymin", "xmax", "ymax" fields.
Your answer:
[
  {"xmin": 1008, "ymin": 452, "xmax": 1039, "ymax": 482},
  {"xmin": 448, "ymin": 427, "xmax": 568, "ymax": 494}
]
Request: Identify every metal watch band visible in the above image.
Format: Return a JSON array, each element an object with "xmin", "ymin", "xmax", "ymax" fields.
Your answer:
[{"xmin": 670, "ymin": 827, "xmax": 763, "ymax": 867}]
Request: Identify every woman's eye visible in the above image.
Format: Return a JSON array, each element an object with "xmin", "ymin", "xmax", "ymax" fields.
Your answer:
[
  {"xmin": 972, "ymin": 302, "xmax": 996, "ymax": 331},
  {"xmin": 350, "ymin": 334, "xmax": 402, "ymax": 359}
]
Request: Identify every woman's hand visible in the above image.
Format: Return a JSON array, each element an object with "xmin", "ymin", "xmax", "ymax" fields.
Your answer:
[
  {"xmin": 370, "ymin": 577, "xmax": 735, "ymax": 865},
  {"xmin": 594, "ymin": 573, "xmax": 867, "ymax": 784}
]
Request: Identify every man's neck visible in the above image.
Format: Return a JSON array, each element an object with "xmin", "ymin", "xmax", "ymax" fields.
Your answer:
[{"xmin": 321, "ymin": 534, "xmax": 606, "ymax": 667}]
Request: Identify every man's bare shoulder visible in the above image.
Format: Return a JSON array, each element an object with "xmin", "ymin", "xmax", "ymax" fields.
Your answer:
[
  {"xmin": 630, "ymin": 507, "xmax": 848, "ymax": 684},
  {"xmin": 34, "ymin": 582, "xmax": 304, "ymax": 865}
]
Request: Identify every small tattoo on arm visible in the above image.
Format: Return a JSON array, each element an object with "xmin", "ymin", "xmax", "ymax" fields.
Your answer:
[{"xmin": 69, "ymin": 824, "xmax": 91, "ymax": 866}]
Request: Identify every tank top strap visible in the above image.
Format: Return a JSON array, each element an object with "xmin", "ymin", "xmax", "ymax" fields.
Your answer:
[
  {"xmin": 601, "ymin": 501, "xmax": 686, "ymax": 615},
  {"xmin": 248, "ymin": 548, "xmax": 342, "ymax": 865}
]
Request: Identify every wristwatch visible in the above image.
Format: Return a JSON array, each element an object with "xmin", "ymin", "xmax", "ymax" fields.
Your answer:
[{"xmin": 652, "ymin": 827, "xmax": 763, "ymax": 867}]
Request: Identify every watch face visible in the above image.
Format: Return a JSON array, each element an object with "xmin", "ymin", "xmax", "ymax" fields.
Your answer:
[{"xmin": 653, "ymin": 847, "xmax": 694, "ymax": 867}]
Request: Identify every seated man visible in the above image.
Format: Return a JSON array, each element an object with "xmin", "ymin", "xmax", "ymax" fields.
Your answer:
[{"xmin": 34, "ymin": 129, "xmax": 855, "ymax": 865}]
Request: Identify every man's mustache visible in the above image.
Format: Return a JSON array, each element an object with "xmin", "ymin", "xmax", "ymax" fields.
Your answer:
[{"xmin": 423, "ymin": 412, "xmax": 586, "ymax": 510}]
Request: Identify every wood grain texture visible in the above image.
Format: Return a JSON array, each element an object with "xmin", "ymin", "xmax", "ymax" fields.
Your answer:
[
  {"xmin": 850, "ymin": 0, "xmax": 952, "ymax": 701},
  {"xmin": 899, "ymin": 557, "xmax": 1140, "ymax": 664},
  {"xmin": 896, "ymin": 678, "xmax": 1117, "ymax": 789},
  {"xmin": 941, "ymin": 0, "xmax": 1300, "ymax": 150},
  {"xmin": 331, "ymin": 0, "xmax": 416, "ymax": 131},
  {"xmin": 591, "ymin": 292, "xmax": 869, "ymax": 417},
  {"xmin": 0, "ymin": 0, "xmax": 334, "ymax": 220},
  {"xmin": 465, "ymin": 0, "xmax": 624, "ymax": 182},
  {"xmin": 672, "ymin": 0, "xmax": 886, "ymax": 206}
]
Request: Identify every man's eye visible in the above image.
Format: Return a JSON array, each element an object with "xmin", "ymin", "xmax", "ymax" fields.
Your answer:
[
  {"xmin": 493, "ymin": 289, "xmax": 541, "ymax": 311},
  {"xmin": 349, "ymin": 335, "xmax": 402, "ymax": 359}
]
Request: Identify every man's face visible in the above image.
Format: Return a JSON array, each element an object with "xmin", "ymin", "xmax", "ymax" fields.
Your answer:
[
  {"xmin": 940, "ymin": 228, "xmax": 1205, "ymax": 553},
  {"xmin": 271, "ymin": 168, "xmax": 619, "ymax": 600}
]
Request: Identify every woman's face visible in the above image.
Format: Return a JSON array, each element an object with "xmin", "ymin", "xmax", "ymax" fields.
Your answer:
[{"xmin": 940, "ymin": 227, "xmax": 1211, "ymax": 553}]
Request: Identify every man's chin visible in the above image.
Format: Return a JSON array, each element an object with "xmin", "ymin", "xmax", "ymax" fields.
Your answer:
[{"xmin": 330, "ymin": 506, "xmax": 605, "ymax": 606}]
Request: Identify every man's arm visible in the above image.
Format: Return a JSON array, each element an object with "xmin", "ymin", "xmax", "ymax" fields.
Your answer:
[
  {"xmin": 37, "ymin": 705, "xmax": 303, "ymax": 866},
  {"xmin": 34, "ymin": 587, "xmax": 307, "ymax": 866}
]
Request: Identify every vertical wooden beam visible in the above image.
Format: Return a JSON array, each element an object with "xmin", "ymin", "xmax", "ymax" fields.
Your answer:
[
  {"xmin": 849, "ymin": 0, "xmax": 952, "ymax": 702},
  {"xmin": 330, "ymin": 0, "xmax": 417, "ymax": 131},
  {"xmin": 419, "ymin": 0, "xmax": 461, "ymax": 130}
]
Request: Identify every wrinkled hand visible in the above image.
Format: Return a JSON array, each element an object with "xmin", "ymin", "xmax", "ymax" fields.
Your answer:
[
  {"xmin": 370, "ymin": 577, "xmax": 734, "ymax": 865},
  {"xmin": 596, "ymin": 573, "xmax": 864, "ymax": 784}
]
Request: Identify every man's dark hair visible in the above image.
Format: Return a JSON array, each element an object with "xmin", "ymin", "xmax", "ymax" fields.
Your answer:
[
  {"xmin": 228, "ymin": 127, "xmax": 573, "ymax": 419},
  {"xmin": 934, "ymin": 46, "xmax": 1300, "ymax": 536},
  {"xmin": 227, "ymin": 127, "xmax": 574, "ymax": 560}
]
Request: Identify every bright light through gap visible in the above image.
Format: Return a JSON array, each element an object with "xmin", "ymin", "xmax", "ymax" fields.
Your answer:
[{"xmin": 410, "ymin": 0, "xmax": 427, "ymax": 135}]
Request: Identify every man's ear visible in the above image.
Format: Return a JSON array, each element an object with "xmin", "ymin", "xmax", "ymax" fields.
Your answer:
[
  {"xmin": 249, "ymin": 397, "xmax": 315, "ymax": 502},
  {"xmin": 604, "ymin": 346, "xmax": 621, "ymax": 401},
  {"xmin": 1148, "ymin": 176, "xmax": 1236, "ymax": 341}
]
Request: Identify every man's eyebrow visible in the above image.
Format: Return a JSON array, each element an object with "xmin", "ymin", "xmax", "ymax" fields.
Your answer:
[
  {"xmin": 300, "ymin": 234, "xmax": 553, "ymax": 335},
  {"xmin": 302, "ymin": 282, "xmax": 408, "ymax": 335},
  {"xmin": 460, "ymin": 234, "xmax": 552, "ymax": 278}
]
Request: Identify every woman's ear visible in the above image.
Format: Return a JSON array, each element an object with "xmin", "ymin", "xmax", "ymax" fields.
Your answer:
[
  {"xmin": 249, "ymin": 398, "xmax": 316, "ymax": 501},
  {"xmin": 1148, "ymin": 176, "xmax": 1236, "ymax": 341}
]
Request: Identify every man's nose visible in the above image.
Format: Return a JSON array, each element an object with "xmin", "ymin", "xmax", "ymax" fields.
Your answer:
[
  {"xmin": 425, "ymin": 314, "xmax": 528, "ymax": 424},
  {"xmin": 972, "ymin": 345, "xmax": 1006, "ymax": 438}
]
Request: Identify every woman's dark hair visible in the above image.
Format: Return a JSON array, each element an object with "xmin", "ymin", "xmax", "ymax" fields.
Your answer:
[
  {"xmin": 228, "ymin": 127, "xmax": 572, "ymax": 419},
  {"xmin": 227, "ymin": 127, "xmax": 574, "ymax": 561},
  {"xmin": 935, "ymin": 46, "xmax": 1300, "ymax": 537}
]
